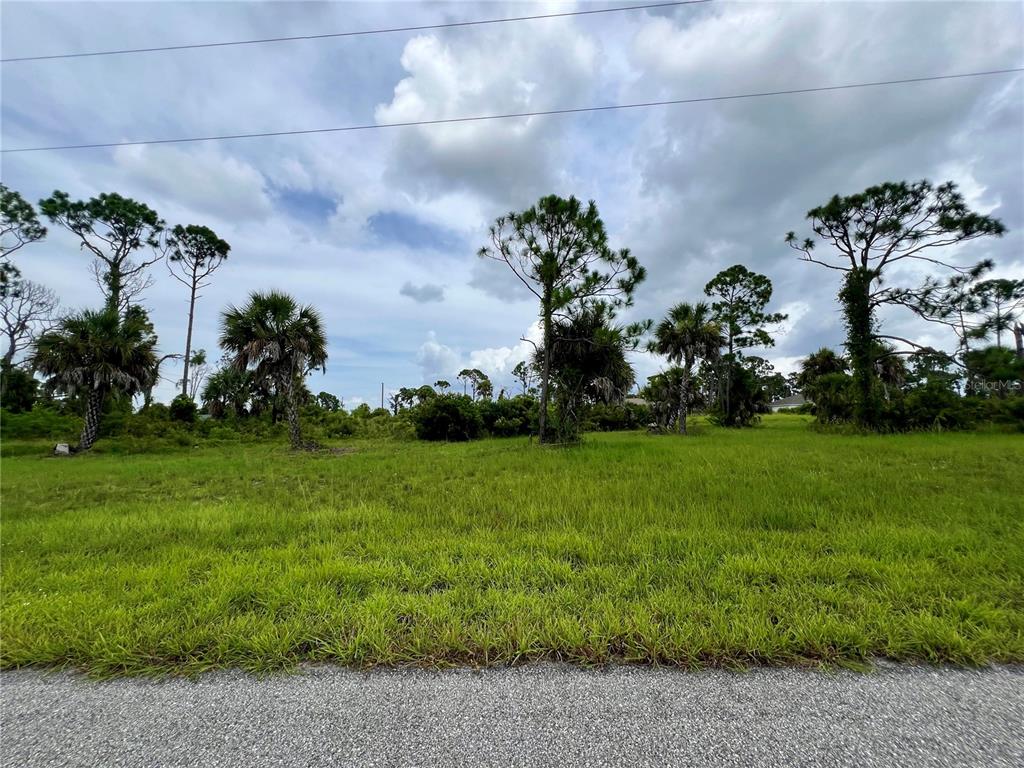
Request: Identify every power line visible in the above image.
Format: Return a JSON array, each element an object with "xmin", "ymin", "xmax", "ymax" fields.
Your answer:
[
  {"xmin": 4, "ymin": 67, "xmax": 1021, "ymax": 154},
  {"xmin": 0, "ymin": 1, "xmax": 711, "ymax": 63}
]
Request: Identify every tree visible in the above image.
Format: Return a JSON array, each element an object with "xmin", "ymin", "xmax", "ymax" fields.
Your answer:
[
  {"xmin": 708, "ymin": 359, "xmax": 767, "ymax": 427},
  {"xmin": 744, "ymin": 355, "xmax": 791, "ymax": 406},
  {"xmin": 511, "ymin": 360, "xmax": 536, "ymax": 395},
  {"xmin": 965, "ymin": 345, "xmax": 1024, "ymax": 397},
  {"xmin": 1, "ymin": 279, "xmax": 60, "ymax": 367},
  {"xmin": 38, "ymin": 191, "xmax": 166, "ymax": 316},
  {"xmin": 33, "ymin": 307, "xmax": 158, "ymax": 451},
  {"xmin": 316, "ymin": 391, "xmax": 342, "ymax": 412},
  {"xmin": 166, "ymin": 224, "xmax": 231, "ymax": 396},
  {"xmin": 0, "ymin": 361, "xmax": 38, "ymax": 412},
  {"xmin": 648, "ymin": 302, "xmax": 723, "ymax": 434},
  {"xmin": 184, "ymin": 349, "xmax": 210, "ymax": 400},
  {"xmin": 796, "ymin": 348, "xmax": 848, "ymax": 402},
  {"xmin": 202, "ymin": 364, "xmax": 252, "ymax": 418},
  {"xmin": 480, "ymin": 195, "xmax": 645, "ymax": 442},
  {"xmin": 1, "ymin": 185, "xmax": 47, "ymax": 296},
  {"xmin": 433, "ymin": 379, "xmax": 451, "ymax": 392},
  {"xmin": 787, "ymin": 180, "xmax": 1005, "ymax": 427},
  {"xmin": 535, "ymin": 303, "xmax": 636, "ymax": 442},
  {"xmin": 219, "ymin": 291, "xmax": 327, "ymax": 449},
  {"xmin": 973, "ymin": 278, "xmax": 1024, "ymax": 348},
  {"xmin": 456, "ymin": 368, "xmax": 492, "ymax": 401},
  {"xmin": 703, "ymin": 265, "xmax": 786, "ymax": 419}
]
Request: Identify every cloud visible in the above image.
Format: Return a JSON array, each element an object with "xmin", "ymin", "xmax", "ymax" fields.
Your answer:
[
  {"xmin": 415, "ymin": 323, "xmax": 542, "ymax": 390},
  {"xmin": 112, "ymin": 145, "xmax": 272, "ymax": 224},
  {"xmin": 416, "ymin": 331, "xmax": 462, "ymax": 383},
  {"xmin": 2, "ymin": 0, "xmax": 1020, "ymax": 410},
  {"xmin": 400, "ymin": 281, "xmax": 445, "ymax": 303},
  {"xmin": 375, "ymin": 19, "xmax": 600, "ymax": 205}
]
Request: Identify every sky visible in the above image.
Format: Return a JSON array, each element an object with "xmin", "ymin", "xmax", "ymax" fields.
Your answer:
[{"xmin": 2, "ymin": 0, "xmax": 1022, "ymax": 407}]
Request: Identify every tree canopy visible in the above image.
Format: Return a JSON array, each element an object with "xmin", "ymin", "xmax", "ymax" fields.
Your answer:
[
  {"xmin": 480, "ymin": 194, "xmax": 645, "ymax": 442},
  {"xmin": 787, "ymin": 180, "xmax": 1005, "ymax": 427},
  {"xmin": 219, "ymin": 290, "xmax": 327, "ymax": 449},
  {"xmin": 1, "ymin": 185, "xmax": 48, "ymax": 297},
  {"xmin": 39, "ymin": 191, "xmax": 166, "ymax": 316}
]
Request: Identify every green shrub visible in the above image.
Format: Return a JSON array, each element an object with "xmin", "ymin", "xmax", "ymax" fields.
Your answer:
[
  {"xmin": 974, "ymin": 394, "xmax": 1024, "ymax": 430},
  {"xmin": 0, "ymin": 406, "xmax": 81, "ymax": 440},
  {"xmin": 585, "ymin": 402, "xmax": 650, "ymax": 432},
  {"xmin": 0, "ymin": 364, "xmax": 38, "ymax": 413},
  {"xmin": 899, "ymin": 382, "xmax": 974, "ymax": 431},
  {"xmin": 169, "ymin": 395, "xmax": 198, "ymax": 423},
  {"xmin": 479, "ymin": 396, "xmax": 535, "ymax": 437},
  {"xmin": 413, "ymin": 394, "xmax": 483, "ymax": 441},
  {"xmin": 321, "ymin": 410, "xmax": 358, "ymax": 438},
  {"xmin": 812, "ymin": 373, "xmax": 855, "ymax": 424}
]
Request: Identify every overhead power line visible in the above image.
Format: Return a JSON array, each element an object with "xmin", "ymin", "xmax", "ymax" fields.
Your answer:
[
  {"xmin": 0, "ymin": 1, "xmax": 711, "ymax": 63},
  {"xmin": 3, "ymin": 67, "xmax": 1020, "ymax": 154}
]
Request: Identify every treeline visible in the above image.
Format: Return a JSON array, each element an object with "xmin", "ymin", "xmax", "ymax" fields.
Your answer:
[{"xmin": 1, "ymin": 179, "xmax": 1022, "ymax": 452}]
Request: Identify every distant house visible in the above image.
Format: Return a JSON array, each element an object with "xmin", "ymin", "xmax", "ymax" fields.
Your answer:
[{"xmin": 767, "ymin": 394, "xmax": 808, "ymax": 412}]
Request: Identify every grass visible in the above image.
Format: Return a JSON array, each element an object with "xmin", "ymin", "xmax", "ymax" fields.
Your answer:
[{"xmin": 1, "ymin": 416, "xmax": 1022, "ymax": 676}]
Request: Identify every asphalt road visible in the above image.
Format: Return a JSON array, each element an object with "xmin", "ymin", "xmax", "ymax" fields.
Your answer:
[{"xmin": 2, "ymin": 664, "xmax": 1022, "ymax": 767}]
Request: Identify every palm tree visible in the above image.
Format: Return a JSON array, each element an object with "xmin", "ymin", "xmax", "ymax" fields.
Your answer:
[
  {"xmin": 536, "ymin": 303, "xmax": 636, "ymax": 441},
  {"xmin": 796, "ymin": 347, "xmax": 849, "ymax": 402},
  {"xmin": 873, "ymin": 343, "xmax": 908, "ymax": 400},
  {"xmin": 219, "ymin": 291, "xmax": 327, "ymax": 449},
  {"xmin": 33, "ymin": 307, "xmax": 158, "ymax": 451},
  {"xmin": 648, "ymin": 302, "xmax": 723, "ymax": 434}
]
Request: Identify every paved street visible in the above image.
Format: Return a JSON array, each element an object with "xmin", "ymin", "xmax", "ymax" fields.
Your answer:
[{"xmin": 2, "ymin": 664, "xmax": 1022, "ymax": 767}]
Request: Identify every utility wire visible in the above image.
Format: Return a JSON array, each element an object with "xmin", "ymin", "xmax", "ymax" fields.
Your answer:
[
  {"xmin": 0, "ymin": 1, "xmax": 711, "ymax": 63},
  {"xmin": 3, "ymin": 67, "xmax": 1021, "ymax": 154}
]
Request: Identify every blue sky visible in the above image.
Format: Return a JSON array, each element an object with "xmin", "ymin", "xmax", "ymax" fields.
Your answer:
[{"xmin": 2, "ymin": 1, "xmax": 1022, "ymax": 407}]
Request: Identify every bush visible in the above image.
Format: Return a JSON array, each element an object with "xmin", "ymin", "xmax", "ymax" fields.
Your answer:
[
  {"xmin": 708, "ymin": 361, "xmax": 766, "ymax": 428},
  {"xmin": 479, "ymin": 396, "xmax": 535, "ymax": 437},
  {"xmin": 0, "ymin": 406, "xmax": 82, "ymax": 440},
  {"xmin": 586, "ymin": 402, "xmax": 651, "ymax": 432},
  {"xmin": 812, "ymin": 373, "xmax": 855, "ymax": 424},
  {"xmin": 1, "ymin": 364, "xmax": 38, "ymax": 413},
  {"xmin": 898, "ymin": 382, "xmax": 974, "ymax": 431},
  {"xmin": 973, "ymin": 394, "xmax": 1024, "ymax": 430},
  {"xmin": 412, "ymin": 394, "xmax": 483, "ymax": 441},
  {"xmin": 321, "ymin": 410, "xmax": 358, "ymax": 438},
  {"xmin": 169, "ymin": 395, "xmax": 198, "ymax": 424}
]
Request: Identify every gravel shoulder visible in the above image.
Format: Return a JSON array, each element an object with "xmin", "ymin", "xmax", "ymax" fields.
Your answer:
[{"xmin": 2, "ymin": 664, "xmax": 1022, "ymax": 767}]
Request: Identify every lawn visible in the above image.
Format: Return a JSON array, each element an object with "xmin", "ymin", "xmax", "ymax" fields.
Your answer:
[{"xmin": 1, "ymin": 416, "xmax": 1022, "ymax": 676}]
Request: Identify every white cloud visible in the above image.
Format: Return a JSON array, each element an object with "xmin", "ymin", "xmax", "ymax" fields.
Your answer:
[
  {"xmin": 113, "ymin": 145, "xmax": 271, "ymax": 223},
  {"xmin": 2, "ymin": 0, "xmax": 1021, "ymax": 409},
  {"xmin": 375, "ymin": 18, "xmax": 600, "ymax": 204}
]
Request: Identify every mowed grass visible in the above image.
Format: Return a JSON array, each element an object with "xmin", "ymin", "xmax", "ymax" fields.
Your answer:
[{"xmin": 1, "ymin": 416, "xmax": 1022, "ymax": 676}]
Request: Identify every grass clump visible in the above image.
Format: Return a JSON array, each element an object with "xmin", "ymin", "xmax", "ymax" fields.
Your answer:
[{"xmin": 1, "ymin": 416, "xmax": 1022, "ymax": 676}]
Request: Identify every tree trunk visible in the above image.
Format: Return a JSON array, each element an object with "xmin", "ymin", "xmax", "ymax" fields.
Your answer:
[
  {"xmin": 285, "ymin": 376, "xmax": 303, "ymax": 450},
  {"xmin": 2, "ymin": 332, "xmax": 15, "ymax": 368},
  {"xmin": 538, "ymin": 297, "xmax": 553, "ymax": 443},
  {"xmin": 181, "ymin": 281, "xmax": 197, "ymax": 398},
  {"xmin": 840, "ymin": 268, "xmax": 878, "ymax": 428},
  {"xmin": 106, "ymin": 263, "xmax": 122, "ymax": 319},
  {"xmin": 724, "ymin": 336, "xmax": 734, "ymax": 424},
  {"xmin": 1013, "ymin": 322, "xmax": 1023, "ymax": 359},
  {"xmin": 678, "ymin": 360, "xmax": 690, "ymax": 435},
  {"xmin": 78, "ymin": 388, "xmax": 105, "ymax": 451}
]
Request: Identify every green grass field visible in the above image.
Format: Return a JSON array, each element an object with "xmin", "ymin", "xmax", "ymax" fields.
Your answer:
[{"xmin": 2, "ymin": 416, "xmax": 1022, "ymax": 676}]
